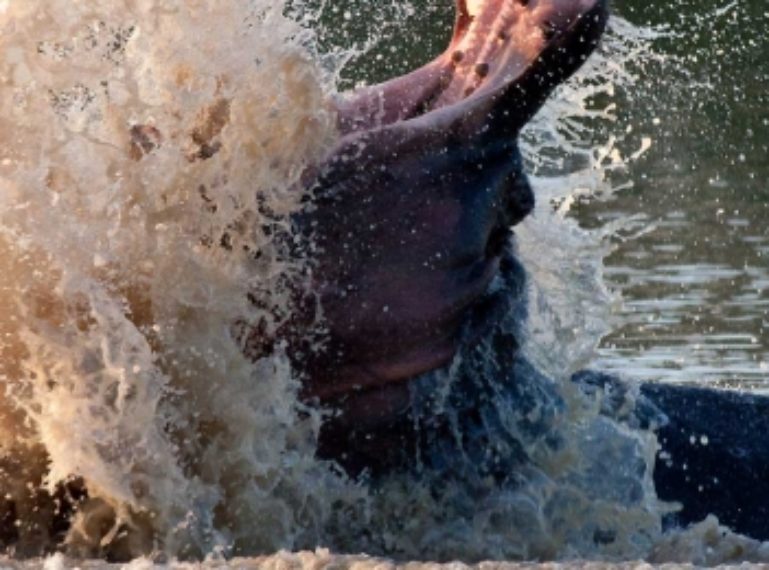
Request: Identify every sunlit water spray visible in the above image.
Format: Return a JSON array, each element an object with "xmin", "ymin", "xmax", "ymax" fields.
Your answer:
[
  {"xmin": 0, "ymin": 0, "xmax": 352, "ymax": 559},
  {"xmin": 0, "ymin": 0, "xmax": 764, "ymax": 565},
  {"xmin": 516, "ymin": 16, "xmax": 669, "ymax": 382}
]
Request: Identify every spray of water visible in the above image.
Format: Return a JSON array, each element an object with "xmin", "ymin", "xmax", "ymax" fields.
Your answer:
[
  {"xmin": 0, "ymin": 0, "xmax": 762, "ymax": 565},
  {"xmin": 0, "ymin": 0, "xmax": 354, "ymax": 558}
]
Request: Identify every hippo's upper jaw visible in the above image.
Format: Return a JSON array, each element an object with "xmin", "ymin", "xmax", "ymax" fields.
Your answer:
[
  {"xmin": 289, "ymin": 0, "xmax": 608, "ymax": 418},
  {"xmin": 337, "ymin": 0, "xmax": 609, "ymax": 138}
]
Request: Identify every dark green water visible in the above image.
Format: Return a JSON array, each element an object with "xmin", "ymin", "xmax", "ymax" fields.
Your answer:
[
  {"xmin": 586, "ymin": 0, "xmax": 769, "ymax": 387},
  {"xmin": 305, "ymin": 0, "xmax": 769, "ymax": 389}
]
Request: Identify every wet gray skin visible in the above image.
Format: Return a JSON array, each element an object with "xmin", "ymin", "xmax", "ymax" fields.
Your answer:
[{"xmin": 284, "ymin": 0, "xmax": 609, "ymax": 428}]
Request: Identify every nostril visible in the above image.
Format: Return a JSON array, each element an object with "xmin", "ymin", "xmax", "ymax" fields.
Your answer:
[
  {"xmin": 515, "ymin": 0, "xmax": 530, "ymax": 6},
  {"xmin": 452, "ymin": 50, "xmax": 465, "ymax": 64},
  {"xmin": 474, "ymin": 63, "xmax": 490, "ymax": 78}
]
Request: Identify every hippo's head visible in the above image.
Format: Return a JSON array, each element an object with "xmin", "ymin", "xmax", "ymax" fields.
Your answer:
[{"xmin": 271, "ymin": 0, "xmax": 608, "ymax": 434}]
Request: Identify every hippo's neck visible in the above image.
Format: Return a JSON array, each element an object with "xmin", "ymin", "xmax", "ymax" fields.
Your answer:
[{"xmin": 315, "ymin": 240, "xmax": 562, "ymax": 478}]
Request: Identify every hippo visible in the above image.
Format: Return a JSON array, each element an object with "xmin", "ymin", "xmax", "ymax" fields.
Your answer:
[
  {"xmin": 293, "ymin": 0, "xmax": 609, "ymax": 425},
  {"xmin": 272, "ymin": 0, "xmax": 769, "ymax": 544}
]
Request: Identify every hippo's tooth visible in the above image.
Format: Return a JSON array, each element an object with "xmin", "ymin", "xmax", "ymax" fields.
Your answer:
[{"xmin": 465, "ymin": 0, "xmax": 484, "ymax": 17}]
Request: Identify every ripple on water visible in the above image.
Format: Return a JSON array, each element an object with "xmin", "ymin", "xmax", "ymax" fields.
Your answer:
[{"xmin": 596, "ymin": 254, "xmax": 769, "ymax": 386}]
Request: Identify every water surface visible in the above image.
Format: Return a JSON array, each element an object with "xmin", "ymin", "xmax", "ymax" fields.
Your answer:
[{"xmin": 585, "ymin": 0, "xmax": 769, "ymax": 388}]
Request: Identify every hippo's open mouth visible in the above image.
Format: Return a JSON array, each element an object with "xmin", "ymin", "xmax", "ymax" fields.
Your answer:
[
  {"xmin": 268, "ymin": 0, "xmax": 608, "ymax": 425},
  {"xmin": 337, "ymin": 0, "xmax": 609, "ymax": 136}
]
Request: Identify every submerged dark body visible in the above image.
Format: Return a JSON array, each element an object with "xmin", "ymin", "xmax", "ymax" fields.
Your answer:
[
  {"xmin": 643, "ymin": 383, "xmax": 769, "ymax": 539},
  {"xmin": 288, "ymin": 0, "xmax": 769, "ymax": 546}
]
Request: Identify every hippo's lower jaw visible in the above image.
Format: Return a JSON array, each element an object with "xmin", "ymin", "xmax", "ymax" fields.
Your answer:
[{"xmin": 290, "ymin": 0, "xmax": 608, "ymax": 413}]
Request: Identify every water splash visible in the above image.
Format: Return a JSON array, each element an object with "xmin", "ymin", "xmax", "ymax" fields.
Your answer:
[
  {"xmin": 0, "ymin": 0, "xmax": 761, "ymax": 565},
  {"xmin": 0, "ymin": 0, "xmax": 350, "ymax": 558},
  {"xmin": 516, "ymin": 17, "xmax": 670, "ymax": 381}
]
